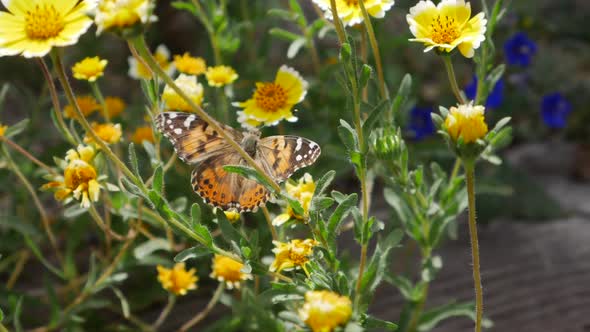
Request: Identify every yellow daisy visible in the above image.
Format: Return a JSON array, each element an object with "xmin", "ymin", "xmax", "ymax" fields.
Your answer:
[
  {"xmin": 157, "ymin": 263, "xmax": 198, "ymax": 296},
  {"xmin": 444, "ymin": 103, "xmax": 488, "ymax": 143},
  {"xmin": 72, "ymin": 56, "xmax": 108, "ymax": 82},
  {"xmin": 63, "ymin": 95, "xmax": 100, "ymax": 119},
  {"xmin": 269, "ymin": 238, "xmax": 318, "ymax": 276},
  {"xmin": 161, "ymin": 74, "xmax": 204, "ymax": 111},
  {"xmin": 210, "ymin": 255, "xmax": 252, "ymax": 289},
  {"xmin": 103, "ymin": 96, "xmax": 126, "ymax": 118},
  {"xmin": 299, "ymin": 291, "xmax": 352, "ymax": 332},
  {"xmin": 131, "ymin": 125, "xmax": 155, "ymax": 144},
  {"xmin": 128, "ymin": 44, "xmax": 174, "ymax": 80},
  {"xmin": 94, "ymin": 0, "xmax": 156, "ymax": 35},
  {"xmin": 205, "ymin": 65, "xmax": 238, "ymax": 87},
  {"xmin": 407, "ymin": 0, "xmax": 487, "ymax": 58},
  {"xmin": 174, "ymin": 53, "xmax": 206, "ymax": 76},
  {"xmin": 0, "ymin": 0, "xmax": 96, "ymax": 58},
  {"xmin": 41, "ymin": 145, "xmax": 103, "ymax": 208},
  {"xmin": 273, "ymin": 173, "xmax": 315, "ymax": 226},
  {"xmin": 312, "ymin": 0, "xmax": 395, "ymax": 27},
  {"xmin": 84, "ymin": 122, "xmax": 122, "ymax": 146},
  {"xmin": 235, "ymin": 65, "xmax": 308, "ymax": 128}
]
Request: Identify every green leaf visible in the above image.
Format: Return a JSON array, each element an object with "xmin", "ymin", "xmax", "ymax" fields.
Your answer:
[
  {"xmin": 133, "ymin": 238, "xmax": 171, "ymax": 260},
  {"xmin": 171, "ymin": 1, "xmax": 198, "ymax": 15},
  {"xmin": 175, "ymin": 246, "xmax": 212, "ymax": 262},
  {"xmin": 190, "ymin": 203, "xmax": 201, "ymax": 228},
  {"xmin": 391, "ymin": 74, "xmax": 412, "ymax": 116},
  {"xmin": 267, "ymin": 8, "xmax": 296, "ymax": 21},
  {"xmin": 361, "ymin": 314, "xmax": 398, "ymax": 330},
  {"xmin": 128, "ymin": 143, "xmax": 140, "ymax": 178},
  {"xmin": 223, "ymin": 165, "xmax": 276, "ymax": 192},
  {"xmin": 23, "ymin": 235, "xmax": 65, "ymax": 279},
  {"xmin": 289, "ymin": 0, "xmax": 307, "ymax": 27},
  {"xmin": 110, "ymin": 287, "xmax": 130, "ymax": 318},
  {"xmin": 12, "ymin": 296, "xmax": 23, "ymax": 332},
  {"xmin": 287, "ymin": 38, "xmax": 306, "ymax": 59},
  {"xmin": 491, "ymin": 116, "xmax": 511, "ymax": 133},
  {"xmin": 362, "ymin": 99, "xmax": 389, "ymax": 139},
  {"xmin": 216, "ymin": 209, "xmax": 245, "ymax": 246},
  {"xmin": 338, "ymin": 119, "xmax": 358, "ymax": 151},
  {"xmin": 269, "ymin": 28, "xmax": 302, "ymax": 42},
  {"xmin": 327, "ymin": 193, "xmax": 358, "ymax": 235},
  {"xmin": 189, "ymin": 203, "xmax": 213, "ymax": 247},
  {"xmin": 313, "ymin": 170, "xmax": 336, "ymax": 198},
  {"xmin": 286, "ymin": 196, "xmax": 304, "ymax": 217},
  {"xmin": 0, "ymin": 305, "xmax": 4, "ymax": 322},
  {"xmin": 417, "ymin": 302, "xmax": 493, "ymax": 331},
  {"xmin": 4, "ymin": 119, "xmax": 29, "ymax": 139},
  {"xmin": 120, "ymin": 177, "xmax": 145, "ymax": 198}
]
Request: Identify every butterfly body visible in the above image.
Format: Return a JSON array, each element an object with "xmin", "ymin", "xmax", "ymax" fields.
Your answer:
[{"xmin": 155, "ymin": 112, "xmax": 320, "ymax": 212}]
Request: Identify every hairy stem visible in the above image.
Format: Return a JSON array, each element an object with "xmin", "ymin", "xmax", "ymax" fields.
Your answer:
[
  {"xmin": 465, "ymin": 164, "xmax": 483, "ymax": 332},
  {"xmin": 359, "ymin": 0, "xmax": 388, "ymax": 99},
  {"xmin": 442, "ymin": 55, "xmax": 465, "ymax": 104}
]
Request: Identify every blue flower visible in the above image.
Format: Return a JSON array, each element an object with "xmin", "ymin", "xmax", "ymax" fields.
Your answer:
[
  {"xmin": 504, "ymin": 32, "xmax": 537, "ymax": 67},
  {"xmin": 409, "ymin": 106, "xmax": 435, "ymax": 140},
  {"xmin": 464, "ymin": 75, "xmax": 504, "ymax": 109},
  {"xmin": 541, "ymin": 93, "xmax": 572, "ymax": 129}
]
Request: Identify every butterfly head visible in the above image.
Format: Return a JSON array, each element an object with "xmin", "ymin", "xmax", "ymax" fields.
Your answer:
[{"xmin": 241, "ymin": 130, "xmax": 261, "ymax": 157}]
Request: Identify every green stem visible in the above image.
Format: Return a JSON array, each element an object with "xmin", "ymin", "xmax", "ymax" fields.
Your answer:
[
  {"xmin": 358, "ymin": 0, "xmax": 388, "ymax": 99},
  {"xmin": 329, "ymin": 0, "xmax": 347, "ymax": 44},
  {"xmin": 0, "ymin": 323, "xmax": 8, "ymax": 332},
  {"xmin": 406, "ymin": 284, "xmax": 429, "ymax": 332},
  {"xmin": 450, "ymin": 157, "xmax": 461, "ymax": 181},
  {"xmin": 191, "ymin": 0, "xmax": 222, "ymax": 64},
  {"xmin": 131, "ymin": 36, "xmax": 280, "ymax": 193},
  {"xmin": 261, "ymin": 206, "xmax": 278, "ymax": 242},
  {"xmin": 442, "ymin": 55, "xmax": 465, "ymax": 104},
  {"xmin": 89, "ymin": 81, "xmax": 110, "ymax": 122},
  {"xmin": 89, "ymin": 203, "xmax": 126, "ymax": 241},
  {"xmin": 153, "ymin": 294, "xmax": 176, "ymax": 329},
  {"xmin": 178, "ymin": 283, "xmax": 224, "ymax": 332},
  {"xmin": 465, "ymin": 163, "xmax": 483, "ymax": 332},
  {"xmin": 1, "ymin": 137, "xmax": 58, "ymax": 175}
]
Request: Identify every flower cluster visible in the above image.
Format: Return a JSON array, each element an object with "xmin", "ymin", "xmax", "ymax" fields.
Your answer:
[{"xmin": 270, "ymin": 238, "xmax": 318, "ymax": 276}]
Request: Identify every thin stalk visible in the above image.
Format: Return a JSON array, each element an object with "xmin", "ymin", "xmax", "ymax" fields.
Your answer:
[
  {"xmin": 131, "ymin": 36, "xmax": 280, "ymax": 193},
  {"xmin": 449, "ymin": 157, "xmax": 461, "ymax": 181},
  {"xmin": 6, "ymin": 250, "xmax": 29, "ymax": 289},
  {"xmin": 3, "ymin": 147, "xmax": 62, "ymax": 264},
  {"xmin": 50, "ymin": 50, "xmax": 145, "ymax": 191},
  {"xmin": 36, "ymin": 58, "xmax": 76, "ymax": 146},
  {"xmin": 329, "ymin": 0, "xmax": 347, "ymax": 44},
  {"xmin": 360, "ymin": 25, "xmax": 369, "ymax": 102},
  {"xmin": 442, "ymin": 55, "xmax": 465, "ymax": 104},
  {"xmin": 465, "ymin": 164, "xmax": 483, "ymax": 332},
  {"xmin": 90, "ymin": 81, "xmax": 110, "ymax": 122},
  {"xmin": 153, "ymin": 294, "xmax": 176, "ymax": 329},
  {"xmin": 1, "ymin": 137, "xmax": 58, "ymax": 175},
  {"xmin": 89, "ymin": 203, "xmax": 126, "ymax": 241},
  {"xmin": 358, "ymin": 0, "xmax": 388, "ymax": 99},
  {"xmin": 178, "ymin": 283, "xmax": 224, "ymax": 332},
  {"xmin": 261, "ymin": 206, "xmax": 278, "ymax": 241},
  {"xmin": 190, "ymin": 0, "xmax": 222, "ymax": 65}
]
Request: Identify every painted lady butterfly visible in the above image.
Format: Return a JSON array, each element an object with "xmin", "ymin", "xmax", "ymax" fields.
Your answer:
[{"xmin": 155, "ymin": 112, "xmax": 321, "ymax": 212}]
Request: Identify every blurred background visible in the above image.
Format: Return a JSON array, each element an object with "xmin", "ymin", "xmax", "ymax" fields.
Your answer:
[{"xmin": 0, "ymin": 0, "xmax": 589, "ymax": 331}]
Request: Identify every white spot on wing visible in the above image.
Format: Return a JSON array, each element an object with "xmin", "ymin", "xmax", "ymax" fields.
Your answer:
[
  {"xmin": 184, "ymin": 115, "xmax": 196, "ymax": 128},
  {"xmin": 296, "ymin": 155, "xmax": 302, "ymax": 161},
  {"xmin": 174, "ymin": 128, "xmax": 182, "ymax": 135},
  {"xmin": 295, "ymin": 138, "xmax": 303, "ymax": 151},
  {"xmin": 169, "ymin": 113, "xmax": 177, "ymax": 119}
]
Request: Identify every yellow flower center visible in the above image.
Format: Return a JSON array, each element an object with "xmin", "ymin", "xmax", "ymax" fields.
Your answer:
[
  {"xmin": 25, "ymin": 4, "xmax": 65, "ymax": 40},
  {"xmin": 289, "ymin": 247, "xmax": 310, "ymax": 266},
  {"xmin": 345, "ymin": 0, "xmax": 359, "ymax": 6},
  {"xmin": 255, "ymin": 83, "xmax": 288, "ymax": 113},
  {"xmin": 430, "ymin": 15, "xmax": 460, "ymax": 44},
  {"xmin": 64, "ymin": 161, "xmax": 97, "ymax": 191}
]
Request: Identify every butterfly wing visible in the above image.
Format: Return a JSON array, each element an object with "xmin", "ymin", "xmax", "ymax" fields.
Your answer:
[
  {"xmin": 258, "ymin": 135, "xmax": 321, "ymax": 182},
  {"xmin": 155, "ymin": 112, "xmax": 243, "ymax": 164},
  {"xmin": 192, "ymin": 153, "xmax": 271, "ymax": 212}
]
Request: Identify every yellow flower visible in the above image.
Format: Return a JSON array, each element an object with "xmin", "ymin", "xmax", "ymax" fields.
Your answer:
[
  {"xmin": 72, "ymin": 56, "xmax": 108, "ymax": 82},
  {"xmin": 128, "ymin": 44, "xmax": 174, "ymax": 80},
  {"xmin": 162, "ymin": 74, "xmax": 204, "ymax": 111},
  {"xmin": 269, "ymin": 239, "xmax": 318, "ymax": 276},
  {"xmin": 210, "ymin": 255, "xmax": 252, "ymax": 289},
  {"xmin": 131, "ymin": 125, "xmax": 155, "ymax": 144},
  {"xmin": 94, "ymin": 0, "xmax": 156, "ymax": 35},
  {"xmin": 42, "ymin": 145, "xmax": 102, "ymax": 208},
  {"xmin": 0, "ymin": 0, "xmax": 96, "ymax": 58},
  {"xmin": 84, "ymin": 122, "xmax": 122, "ymax": 146},
  {"xmin": 174, "ymin": 53, "xmax": 207, "ymax": 76},
  {"xmin": 444, "ymin": 103, "xmax": 488, "ymax": 143},
  {"xmin": 224, "ymin": 210, "xmax": 241, "ymax": 223},
  {"xmin": 299, "ymin": 291, "xmax": 352, "ymax": 332},
  {"xmin": 63, "ymin": 95, "xmax": 100, "ymax": 119},
  {"xmin": 0, "ymin": 124, "xmax": 7, "ymax": 137},
  {"xmin": 312, "ymin": 0, "xmax": 395, "ymax": 27},
  {"xmin": 157, "ymin": 263, "xmax": 198, "ymax": 296},
  {"xmin": 273, "ymin": 173, "xmax": 315, "ymax": 226},
  {"xmin": 103, "ymin": 96, "xmax": 126, "ymax": 118},
  {"xmin": 235, "ymin": 65, "xmax": 308, "ymax": 128},
  {"xmin": 205, "ymin": 65, "xmax": 238, "ymax": 87},
  {"xmin": 407, "ymin": 0, "xmax": 487, "ymax": 58}
]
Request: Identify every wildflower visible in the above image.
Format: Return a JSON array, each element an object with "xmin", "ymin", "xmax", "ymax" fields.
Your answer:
[
  {"xmin": 235, "ymin": 66, "xmax": 308, "ymax": 128},
  {"xmin": 42, "ymin": 145, "xmax": 102, "ymax": 208},
  {"xmin": 313, "ymin": 0, "xmax": 394, "ymax": 27},
  {"xmin": 406, "ymin": 0, "xmax": 487, "ymax": 58},
  {"xmin": 103, "ymin": 97, "xmax": 126, "ymax": 118},
  {"xmin": 224, "ymin": 210, "xmax": 241, "ymax": 223},
  {"xmin": 162, "ymin": 74, "xmax": 204, "ymax": 111},
  {"xmin": 444, "ymin": 103, "xmax": 488, "ymax": 143},
  {"xmin": 269, "ymin": 238, "xmax": 318, "ymax": 276},
  {"xmin": 205, "ymin": 65, "xmax": 238, "ymax": 87},
  {"xmin": 408, "ymin": 106, "xmax": 436, "ymax": 140},
  {"xmin": 63, "ymin": 95, "xmax": 100, "ymax": 119},
  {"xmin": 72, "ymin": 56, "xmax": 108, "ymax": 82},
  {"xmin": 504, "ymin": 32, "xmax": 537, "ymax": 67},
  {"xmin": 0, "ymin": 0, "xmax": 96, "ymax": 58},
  {"xmin": 174, "ymin": 53, "xmax": 207, "ymax": 76},
  {"xmin": 94, "ymin": 0, "xmax": 157, "ymax": 35},
  {"xmin": 210, "ymin": 255, "xmax": 252, "ymax": 289},
  {"xmin": 299, "ymin": 290, "xmax": 352, "ymax": 332},
  {"xmin": 84, "ymin": 122, "xmax": 122, "ymax": 146},
  {"xmin": 128, "ymin": 44, "xmax": 174, "ymax": 80},
  {"xmin": 157, "ymin": 263, "xmax": 198, "ymax": 296},
  {"xmin": 273, "ymin": 173, "xmax": 315, "ymax": 226},
  {"xmin": 131, "ymin": 125, "xmax": 155, "ymax": 144},
  {"xmin": 0, "ymin": 124, "xmax": 7, "ymax": 137},
  {"xmin": 464, "ymin": 76, "xmax": 504, "ymax": 109},
  {"xmin": 541, "ymin": 93, "xmax": 572, "ymax": 129}
]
